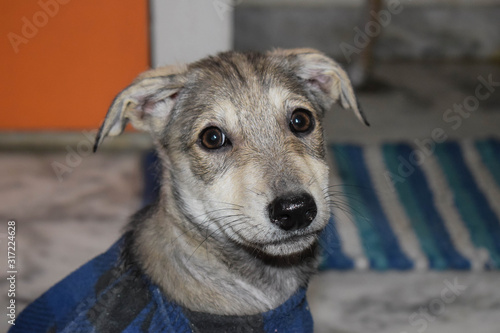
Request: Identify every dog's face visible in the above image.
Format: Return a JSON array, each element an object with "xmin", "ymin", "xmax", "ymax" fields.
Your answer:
[
  {"xmin": 163, "ymin": 52, "xmax": 331, "ymax": 257},
  {"xmin": 94, "ymin": 49, "xmax": 367, "ymax": 258}
]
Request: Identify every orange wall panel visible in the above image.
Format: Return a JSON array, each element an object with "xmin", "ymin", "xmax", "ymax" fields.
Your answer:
[{"xmin": 0, "ymin": 0, "xmax": 150, "ymax": 130}]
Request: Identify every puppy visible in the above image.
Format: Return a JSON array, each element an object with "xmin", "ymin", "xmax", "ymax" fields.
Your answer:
[{"xmin": 12, "ymin": 48, "xmax": 367, "ymax": 333}]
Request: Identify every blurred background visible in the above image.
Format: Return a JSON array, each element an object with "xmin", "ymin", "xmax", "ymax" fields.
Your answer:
[{"xmin": 1, "ymin": 0, "xmax": 500, "ymax": 332}]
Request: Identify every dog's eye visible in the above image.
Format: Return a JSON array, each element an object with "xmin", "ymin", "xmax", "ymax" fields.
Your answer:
[
  {"xmin": 200, "ymin": 127, "xmax": 228, "ymax": 150},
  {"xmin": 290, "ymin": 109, "xmax": 314, "ymax": 134}
]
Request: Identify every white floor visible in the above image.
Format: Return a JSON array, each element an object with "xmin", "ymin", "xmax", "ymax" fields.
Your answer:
[{"xmin": 308, "ymin": 271, "xmax": 500, "ymax": 333}]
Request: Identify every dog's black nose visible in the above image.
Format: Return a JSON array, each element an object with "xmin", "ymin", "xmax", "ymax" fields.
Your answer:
[{"xmin": 268, "ymin": 193, "xmax": 317, "ymax": 231}]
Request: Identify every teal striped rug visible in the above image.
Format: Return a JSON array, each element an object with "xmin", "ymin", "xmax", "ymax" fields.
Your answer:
[{"xmin": 319, "ymin": 138, "xmax": 500, "ymax": 271}]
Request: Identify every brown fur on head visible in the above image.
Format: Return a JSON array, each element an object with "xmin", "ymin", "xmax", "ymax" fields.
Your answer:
[{"xmin": 94, "ymin": 49, "xmax": 367, "ymax": 315}]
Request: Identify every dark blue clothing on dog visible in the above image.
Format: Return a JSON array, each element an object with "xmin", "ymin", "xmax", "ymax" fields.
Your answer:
[{"xmin": 10, "ymin": 235, "xmax": 314, "ymax": 333}]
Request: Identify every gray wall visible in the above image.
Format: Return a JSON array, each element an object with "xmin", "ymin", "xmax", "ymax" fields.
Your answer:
[
  {"xmin": 234, "ymin": 2, "xmax": 500, "ymax": 61},
  {"xmin": 241, "ymin": 0, "xmax": 500, "ymax": 7}
]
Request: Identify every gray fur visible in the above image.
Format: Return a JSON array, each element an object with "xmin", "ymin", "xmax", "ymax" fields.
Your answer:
[{"xmin": 94, "ymin": 48, "xmax": 366, "ymax": 315}]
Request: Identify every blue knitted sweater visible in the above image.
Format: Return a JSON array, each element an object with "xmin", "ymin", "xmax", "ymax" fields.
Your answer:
[{"xmin": 10, "ymin": 236, "xmax": 314, "ymax": 333}]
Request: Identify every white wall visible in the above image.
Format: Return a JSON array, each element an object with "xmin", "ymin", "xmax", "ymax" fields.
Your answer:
[{"xmin": 150, "ymin": 0, "xmax": 233, "ymax": 67}]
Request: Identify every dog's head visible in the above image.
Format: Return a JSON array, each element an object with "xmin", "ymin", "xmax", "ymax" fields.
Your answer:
[{"xmin": 94, "ymin": 49, "xmax": 367, "ymax": 258}]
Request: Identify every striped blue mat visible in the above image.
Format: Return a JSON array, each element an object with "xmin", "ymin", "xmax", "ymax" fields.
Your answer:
[{"xmin": 319, "ymin": 138, "xmax": 500, "ymax": 271}]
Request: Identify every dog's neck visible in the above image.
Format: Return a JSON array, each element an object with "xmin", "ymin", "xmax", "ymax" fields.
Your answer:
[{"xmin": 129, "ymin": 196, "xmax": 318, "ymax": 316}]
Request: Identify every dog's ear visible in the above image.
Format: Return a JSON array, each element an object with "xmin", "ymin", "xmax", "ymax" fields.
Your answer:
[
  {"xmin": 272, "ymin": 48, "xmax": 369, "ymax": 126},
  {"xmin": 93, "ymin": 67, "xmax": 187, "ymax": 151}
]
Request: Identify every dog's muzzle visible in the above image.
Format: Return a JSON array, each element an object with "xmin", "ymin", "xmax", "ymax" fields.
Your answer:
[{"xmin": 267, "ymin": 193, "xmax": 317, "ymax": 231}]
